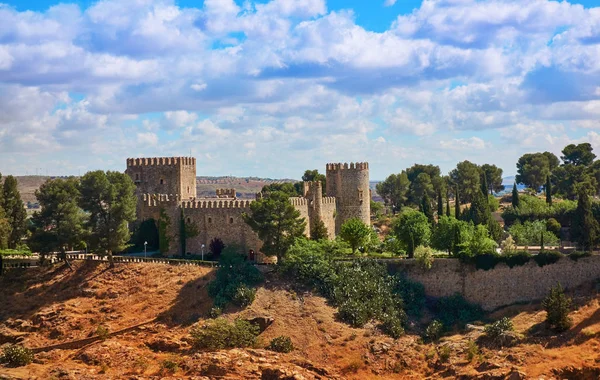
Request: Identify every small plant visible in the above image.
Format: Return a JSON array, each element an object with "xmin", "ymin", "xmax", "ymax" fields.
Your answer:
[
  {"xmin": 232, "ymin": 285, "xmax": 256, "ymax": 307},
  {"xmin": 483, "ymin": 317, "xmax": 515, "ymax": 346},
  {"xmin": 190, "ymin": 318, "xmax": 259, "ymax": 350},
  {"xmin": 209, "ymin": 306, "xmax": 222, "ymax": 318},
  {"xmin": 161, "ymin": 359, "xmax": 178, "ymax": 374},
  {"xmin": 0, "ymin": 344, "xmax": 34, "ymax": 367},
  {"xmin": 96, "ymin": 325, "xmax": 109, "ymax": 340},
  {"xmin": 542, "ymin": 283, "xmax": 572, "ymax": 332},
  {"xmin": 425, "ymin": 348, "xmax": 436, "ymax": 361},
  {"xmin": 414, "ymin": 245, "xmax": 434, "ymax": 270},
  {"xmin": 267, "ymin": 336, "xmax": 294, "ymax": 353},
  {"xmin": 380, "ymin": 313, "xmax": 405, "ymax": 338},
  {"xmin": 438, "ymin": 345, "xmax": 451, "ymax": 362},
  {"xmin": 465, "ymin": 340, "xmax": 479, "ymax": 362},
  {"xmin": 425, "ymin": 320, "xmax": 444, "ymax": 342}
]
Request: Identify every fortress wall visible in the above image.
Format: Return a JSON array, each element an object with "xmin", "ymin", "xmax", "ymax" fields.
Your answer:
[
  {"xmin": 390, "ymin": 256, "xmax": 600, "ymax": 311},
  {"xmin": 290, "ymin": 198, "xmax": 310, "ymax": 237},
  {"xmin": 126, "ymin": 157, "xmax": 196, "ymax": 199},
  {"xmin": 321, "ymin": 198, "xmax": 337, "ymax": 239}
]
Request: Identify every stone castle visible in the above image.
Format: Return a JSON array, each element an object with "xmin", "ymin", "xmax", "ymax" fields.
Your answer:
[{"xmin": 125, "ymin": 157, "xmax": 370, "ymax": 262}]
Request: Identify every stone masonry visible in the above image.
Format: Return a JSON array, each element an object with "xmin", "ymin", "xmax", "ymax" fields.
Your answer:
[{"xmin": 126, "ymin": 157, "xmax": 370, "ymax": 262}]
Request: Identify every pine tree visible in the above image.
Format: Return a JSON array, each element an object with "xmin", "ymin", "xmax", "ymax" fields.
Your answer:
[
  {"xmin": 454, "ymin": 186, "xmax": 460, "ymax": 219},
  {"xmin": 571, "ymin": 188, "xmax": 599, "ymax": 251},
  {"xmin": 545, "ymin": 175, "xmax": 552, "ymax": 206},
  {"xmin": 437, "ymin": 189, "xmax": 444, "ymax": 219},
  {"xmin": 421, "ymin": 193, "xmax": 434, "ymax": 224},
  {"xmin": 2, "ymin": 176, "xmax": 27, "ymax": 249},
  {"xmin": 512, "ymin": 183, "xmax": 520, "ymax": 208}
]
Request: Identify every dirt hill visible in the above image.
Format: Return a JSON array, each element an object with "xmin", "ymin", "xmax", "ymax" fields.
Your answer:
[{"xmin": 1, "ymin": 262, "xmax": 599, "ymax": 379}]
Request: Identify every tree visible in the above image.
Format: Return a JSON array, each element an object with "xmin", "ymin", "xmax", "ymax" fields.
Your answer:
[
  {"xmin": 481, "ymin": 164, "xmax": 505, "ymax": 194},
  {"xmin": 1, "ymin": 176, "xmax": 27, "ymax": 249},
  {"xmin": 446, "ymin": 197, "xmax": 451, "ymax": 217},
  {"xmin": 410, "ymin": 173, "xmax": 434, "ymax": 205},
  {"xmin": 437, "ymin": 189, "xmax": 444, "ymax": 218},
  {"xmin": 468, "ymin": 190, "xmax": 490, "ymax": 226},
  {"xmin": 302, "ymin": 169, "xmax": 326, "ymax": 195},
  {"xmin": 79, "ymin": 171, "xmax": 137, "ymax": 267},
  {"xmin": 310, "ymin": 219, "xmax": 329, "ymax": 241},
  {"xmin": 432, "ymin": 216, "xmax": 459, "ymax": 253},
  {"xmin": 516, "ymin": 152, "xmax": 559, "ymax": 192},
  {"xmin": 370, "ymin": 200, "xmax": 383, "ymax": 217},
  {"xmin": 339, "ymin": 218, "xmax": 372, "ymax": 254},
  {"xmin": 545, "ymin": 175, "xmax": 552, "ymax": 206},
  {"xmin": 449, "ymin": 161, "xmax": 481, "ymax": 203},
  {"xmin": 376, "ymin": 172, "xmax": 410, "ymax": 212},
  {"xmin": 454, "ymin": 186, "xmax": 461, "ymax": 219},
  {"xmin": 571, "ymin": 187, "xmax": 600, "ymax": 251},
  {"xmin": 29, "ymin": 178, "xmax": 86, "ymax": 268},
  {"xmin": 553, "ymin": 163, "xmax": 597, "ymax": 200},
  {"xmin": 420, "ymin": 193, "xmax": 434, "ymax": 224},
  {"xmin": 542, "ymin": 283, "xmax": 572, "ymax": 332},
  {"xmin": 243, "ymin": 191, "xmax": 306, "ymax": 263},
  {"xmin": 393, "ymin": 209, "xmax": 431, "ymax": 258},
  {"xmin": 512, "ymin": 183, "xmax": 520, "ymax": 208},
  {"xmin": 561, "ymin": 143, "xmax": 596, "ymax": 166},
  {"xmin": 261, "ymin": 183, "xmax": 299, "ymax": 197}
]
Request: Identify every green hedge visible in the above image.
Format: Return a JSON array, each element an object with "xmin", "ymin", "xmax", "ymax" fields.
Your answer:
[{"xmin": 0, "ymin": 249, "xmax": 32, "ymax": 257}]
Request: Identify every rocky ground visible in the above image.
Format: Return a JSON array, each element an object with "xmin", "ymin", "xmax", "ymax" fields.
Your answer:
[{"xmin": 0, "ymin": 261, "xmax": 599, "ymax": 379}]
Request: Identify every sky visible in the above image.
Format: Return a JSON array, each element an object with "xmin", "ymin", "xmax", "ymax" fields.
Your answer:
[{"xmin": 1, "ymin": 0, "xmax": 600, "ymax": 180}]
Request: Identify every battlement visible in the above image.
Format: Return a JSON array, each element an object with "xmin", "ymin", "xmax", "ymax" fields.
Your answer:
[
  {"xmin": 326, "ymin": 162, "xmax": 369, "ymax": 171},
  {"xmin": 216, "ymin": 188, "xmax": 236, "ymax": 198},
  {"xmin": 302, "ymin": 181, "xmax": 322, "ymax": 197},
  {"xmin": 289, "ymin": 197, "xmax": 308, "ymax": 206},
  {"xmin": 181, "ymin": 199, "xmax": 253, "ymax": 209},
  {"xmin": 142, "ymin": 193, "xmax": 181, "ymax": 206},
  {"xmin": 322, "ymin": 196, "xmax": 336, "ymax": 204},
  {"xmin": 127, "ymin": 157, "xmax": 196, "ymax": 167}
]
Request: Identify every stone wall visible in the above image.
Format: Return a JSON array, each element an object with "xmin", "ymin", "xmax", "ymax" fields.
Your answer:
[
  {"xmin": 326, "ymin": 162, "xmax": 370, "ymax": 233},
  {"xmin": 126, "ymin": 157, "xmax": 196, "ymax": 199},
  {"xmin": 391, "ymin": 256, "xmax": 600, "ymax": 311}
]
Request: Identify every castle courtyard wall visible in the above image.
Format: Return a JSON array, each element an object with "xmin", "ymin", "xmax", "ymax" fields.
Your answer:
[{"xmin": 390, "ymin": 256, "xmax": 600, "ymax": 311}]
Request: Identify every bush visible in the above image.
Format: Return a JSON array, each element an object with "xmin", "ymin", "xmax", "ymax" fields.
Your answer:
[
  {"xmin": 483, "ymin": 317, "xmax": 514, "ymax": 346},
  {"xmin": 190, "ymin": 318, "xmax": 259, "ymax": 350},
  {"xmin": 208, "ymin": 306, "xmax": 222, "ymax": 318},
  {"xmin": 568, "ymin": 251, "xmax": 591, "ymax": 261},
  {"xmin": 501, "ymin": 196, "xmax": 576, "ymax": 226},
  {"xmin": 473, "ymin": 252, "xmax": 501, "ymax": 271},
  {"xmin": 438, "ymin": 345, "xmax": 451, "ymax": 362},
  {"xmin": 161, "ymin": 359, "xmax": 178, "ymax": 374},
  {"xmin": 380, "ymin": 312, "xmax": 405, "ymax": 338},
  {"xmin": 425, "ymin": 320, "xmax": 444, "ymax": 342},
  {"xmin": 1, "ymin": 345, "xmax": 34, "ymax": 367},
  {"xmin": 209, "ymin": 238, "xmax": 225, "ymax": 257},
  {"xmin": 503, "ymin": 250, "xmax": 532, "ymax": 268},
  {"xmin": 546, "ymin": 218, "xmax": 562, "ymax": 237},
  {"xmin": 466, "ymin": 340, "xmax": 480, "ymax": 362},
  {"xmin": 267, "ymin": 336, "xmax": 294, "ymax": 353},
  {"xmin": 533, "ymin": 250, "xmax": 563, "ymax": 267},
  {"xmin": 0, "ymin": 249, "xmax": 33, "ymax": 257},
  {"xmin": 542, "ymin": 283, "xmax": 572, "ymax": 332},
  {"xmin": 393, "ymin": 277, "xmax": 426, "ymax": 317},
  {"xmin": 208, "ymin": 248, "xmax": 263, "ymax": 308},
  {"xmin": 414, "ymin": 245, "xmax": 434, "ymax": 270},
  {"xmin": 508, "ymin": 220, "xmax": 559, "ymax": 246},
  {"xmin": 433, "ymin": 293, "xmax": 484, "ymax": 328},
  {"xmin": 96, "ymin": 325, "xmax": 109, "ymax": 340}
]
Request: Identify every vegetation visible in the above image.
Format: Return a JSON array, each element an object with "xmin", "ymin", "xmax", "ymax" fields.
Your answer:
[
  {"xmin": 158, "ymin": 208, "xmax": 171, "ymax": 254},
  {"xmin": 542, "ymin": 283, "xmax": 572, "ymax": 332},
  {"xmin": 310, "ymin": 219, "xmax": 329, "ymax": 240},
  {"xmin": 483, "ymin": 317, "xmax": 515, "ymax": 346},
  {"xmin": 501, "ymin": 195, "xmax": 576, "ymax": 226},
  {"xmin": 339, "ymin": 218, "xmax": 371, "ymax": 253},
  {"xmin": 425, "ymin": 320, "xmax": 444, "ymax": 342},
  {"xmin": 393, "ymin": 209, "xmax": 431, "ymax": 258},
  {"xmin": 414, "ymin": 245, "xmax": 434, "ymax": 270},
  {"xmin": 571, "ymin": 188, "xmax": 600, "ymax": 251},
  {"xmin": 1, "ymin": 176, "xmax": 28, "ymax": 249},
  {"xmin": 190, "ymin": 318, "xmax": 259, "ymax": 349},
  {"xmin": 508, "ymin": 220, "xmax": 559, "ymax": 246},
  {"xmin": 432, "ymin": 293, "xmax": 484, "ymax": 328},
  {"xmin": 516, "ymin": 152, "xmax": 559, "ymax": 192},
  {"xmin": 243, "ymin": 190, "xmax": 306, "ymax": 262},
  {"xmin": 533, "ymin": 250, "xmax": 563, "ymax": 267},
  {"xmin": 0, "ymin": 344, "xmax": 34, "ymax": 367},
  {"xmin": 267, "ymin": 336, "xmax": 294, "ymax": 353},
  {"xmin": 207, "ymin": 248, "xmax": 263, "ymax": 308}
]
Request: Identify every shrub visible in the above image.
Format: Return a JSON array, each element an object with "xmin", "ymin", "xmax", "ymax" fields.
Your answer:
[
  {"xmin": 161, "ymin": 359, "xmax": 178, "ymax": 374},
  {"xmin": 500, "ymin": 236, "xmax": 517, "ymax": 254},
  {"xmin": 438, "ymin": 345, "xmax": 451, "ymax": 362},
  {"xmin": 568, "ymin": 251, "xmax": 591, "ymax": 261},
  {"xmin": 1, "ymin": 345, "xmax": 34, "ymax": 367},
  {"xmin": 508, "ymin": 220, "xmax": 559, "ymax": 246},
  {"xmin": 501, "ymin": 196, "xmax": 576, "ymax": 226},
  {"xmin": 533, "ymin": 250, "xmax": 563, "ymax": 267},
  {"xmin": 425, "ymin": 320, "xmax": 444, "ymax": 342},
  {"xmin": 209, "ymin": 238, "xmax": 225, "ymax": 257},
  {"xmin": 546, "ymin": 218, "xmax": 562, "ymax": 237},
  {"xmin": 232, "ymin": 285, "xmax": 256, "ymax": 307},
  {"xmin": 503, "ymin": 250, "xmax": 532, "ymax": 268},
  {"xmin": 542, "ymin": 283, "xmax": 572, "ymax": 332},
  {"xmin": 96, "ymin": 325, "xmax": 109, "ymax": 340},
  {"xmin": 433, "ymin": 293, "xmax": 484, "ymax": 328},
  {"xmin": 393, "ymin": 277, "xmax": 426, "ymax": 317},
  {"xmin": 473, "ymin": 252, "xmax": 501, "ymax": 271},
  {"xmin": 380, "ymin": 312, "xmax": 405, "ymax": 338},
  {"xmin": 208, "ymin": 306, "xmax": 222, "ymax": 319},
  {"xmin": 466, "ymin": 340, "xmax": 480, "ymax": 362},
  {"xmin": 414, "ymin": 245, "xmax": 434, "ymax": 270},
  {"xmin": 208, "ymin": 248, "xmax": 263, "ymax": 308},
  {"xmin": 190, "ymin": 318, "xmax": 259, "ymax": 350},
  {"xmin": 483, "ymin": 317, "xmax": 514, "ymax": 346},
  {"xmin": 267, "ymin": 336, "xmax": 294, "ymax": 353}
]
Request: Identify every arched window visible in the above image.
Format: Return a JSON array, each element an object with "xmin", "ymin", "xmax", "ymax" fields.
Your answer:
[
  {"xmin": 208, "ymin": 217, "xmax": 212, "ymax": 223},
  {"xmin": 160, "ymin": 178, "xmax": 164, "ymax": 185},
  {"xmin": 187, "ymin": 217, "xmax": 191, "ymax": 224},
  {"xmin": 230, "ymin": 217, "xmax": 234, "ymax": 224}
]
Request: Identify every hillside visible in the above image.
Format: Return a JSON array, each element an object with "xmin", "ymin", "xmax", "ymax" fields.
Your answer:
[{"xmin": 1, "ymin": 262, "xmax": 600, "ymax": 379}]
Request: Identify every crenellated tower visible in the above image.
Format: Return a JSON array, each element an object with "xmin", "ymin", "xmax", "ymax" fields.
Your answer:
[
  {"xmin": 326, "ymin": 162, "xmax": 370, "ymax": 233},
  {"xmin": 126, "ymin": 157, "xmax": 197, "ymax": 200}
]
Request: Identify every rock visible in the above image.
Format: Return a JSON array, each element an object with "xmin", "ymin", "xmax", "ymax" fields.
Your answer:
[
  {"xmin": 466, "ymin": 324, "xmax": 485, "ymax": 332},
  {"xmin": 369, "ymin": 341, "xmax": 391, "ymax": 354},
  {"xmin": 506, "ymin": 369, "xmax": 527, "ymax": 380},
  {"xmin": 260, "ymin": 367, "xmax": 303, "ymax": 380},
  {"xmin": 476, "ymin": 361, "xmax": 502, "ymax": 372},
  {"xmin": 80, "ymin": 288, "xmax": 96, "ymax": 297},
  {"xmin": 145, "ymin": 338, "xmax": 182, "ymax": 352},
  {"xmin": 246, "ymin": 316, "xmax": 274, "ymax": 333},
  {"xmin": 201, "ymin": 363, "xmax": 228, "ymax": 377}
]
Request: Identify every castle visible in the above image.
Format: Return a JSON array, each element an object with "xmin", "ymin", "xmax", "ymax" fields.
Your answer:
[{"xmin": 125, "ymin": 157, "xmax": 370, "ymax": 262}]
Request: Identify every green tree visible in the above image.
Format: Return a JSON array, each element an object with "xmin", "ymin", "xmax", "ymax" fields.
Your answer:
[
  {"xmin": 339, "ymin": 218, "xmax": 372, "ymax": 254},
  {"xmin": 512, "ymin": 183, "xmax": 520, "ymax": 208},
  {"xmin": 446, "ymin": 196, "xmax": 451, "ymax": 217},
  {"xmin": 261, "ymin": 183, "xmax": 299, "ymax": 197},
  {"xmin": 468, "ymin": 190, "xmax": 490, "ymax": 226},
  {"xmin": 243, "ymin": 191, "xmax": 306, "ymax": 263},
  {"xmin": 542, "ymin": 283, "xmax": 572, "ymax": 332},
  {"xmin": 481, "ymin": 164, "xmax": 505, "ymax": 194},
  {"xmin": 393, "ymin": 209, "xmax": 431, "ymax": 258},
  {"xmin": 0, "ymin": 172, "xmax": 10, "ymax": 250},
  {"xmin": 301, "ymin": 169, "xmax": 326, "ymax": 195},
  {"xmin": 553, "ymin": 164, "xmax": 597, "ymax": 200},
  {"xmin": 79, "ymin": 171, "xmax": 137, "ymax": 267},
  {"xmin": 370, "ymin": 200, "xmax": 383, "ymax": 217},
  {"xmin": 432, "ymin": 216, "xmax": 459, "ymax": 254},
  {"xmin": 437, "ymin": 189, "xmax": 444, "ymax": 218},
  {"xmin": 449, "ymin": 160, "xmax": 481, "ymax": 203},
  {"xmin": 29, "ymin": 178, "xmax": 87, "ymax": 267},
  {"xmin": 420, "ymin": 193, "xmax": 434, "ymax": 224},
  {"xmin": 516, "ymin": 152, "xmax": 559, "ymax": 192},
  {"xmin": 376, "ymin": 172, "xmax": 410, "ymax": 213},
  {"xmin": 454, "ymin": 186, "xmax": 461, "ymax": 219},
  {"xmin": 1, "ymin": 176, "xmax": 27, "ymax": 249},
  {"xmin": 545, "ymin": 175, "xmax": 552, "ymax": 206},
  {"xmin": 571, "ymin": 187, "xmax": 600, "ymax": 251},
  {"xmin": 561, "ymin": 143, "xmax": 596, "ymax": 166},
  {"xmin": 310, "ymin": 219, "xmax": 329, "ymax": 241}
]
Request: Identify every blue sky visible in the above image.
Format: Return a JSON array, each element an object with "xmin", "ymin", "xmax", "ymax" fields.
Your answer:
[{"xmin": 1, "ymin": 0, "xmax": 600, "ymax": 180}]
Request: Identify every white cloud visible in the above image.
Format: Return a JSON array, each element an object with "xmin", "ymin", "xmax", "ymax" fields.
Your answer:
[
  {"xmin": 384, "ymin": 0, "xmax": 397, "ymax": 7},
  {"xmin": 440, "ymin": 137, "xmax": 487, "ymax": 150}
]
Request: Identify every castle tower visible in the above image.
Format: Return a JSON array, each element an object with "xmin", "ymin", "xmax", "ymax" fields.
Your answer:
[
  {"xmin": 326, "ymin": 162, "xmax": 370, "ymax": 233},
  {"xmin": 303, "ymin": 181, "xmax": 323, "ymax": 231},
  {"xmin": 125, "ymin": 157, "xmax": 197, "ymax": 200}
]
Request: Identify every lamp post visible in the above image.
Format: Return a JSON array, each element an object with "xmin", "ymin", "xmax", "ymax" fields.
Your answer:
[
  {"xmin": 144, "ymin": 241, "xmax": 147, "ymax": 258},
  {"xmin": 201, "ymin": 244, "xmax": 205, "ymax": 261}
]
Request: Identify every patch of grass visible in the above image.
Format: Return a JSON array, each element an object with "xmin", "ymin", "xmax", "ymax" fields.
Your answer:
[
  {"xmin": 0, "ymin": 345, "xmax": 34, "ymax": 367},
  {"xmin": 465, "ymin": 340, "xmax": 480, "ymax": 362},
  {"xmin": 267, "ymin": 336, "xmax": 294, "ymax": 353},
  {"xmin": 95, "ymin": 325, "xmax": 109, "ymax": 340},
  {"xmin": 190, "ymin": 318, "xmax": 259, "ymax": 350},
  {"xmin": 425, "ymin": 320, "xmax": 444, "ymax": 342},
  {"xmin": 438, "ymin": 345, "xmax": 451, "ymax": 363},
  {"xmin": 160, "ymin": 359, "xmax": 178, "ymax": 374}
]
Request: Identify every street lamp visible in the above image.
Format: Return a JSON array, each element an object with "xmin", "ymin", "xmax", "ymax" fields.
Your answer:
[
  {"xmin": 144, "ymin": 241, "xmax": 148, "ymax": 258},
  {"xmin": 201, "ymin": 244, "xmax": 205, "ymax": 261}
]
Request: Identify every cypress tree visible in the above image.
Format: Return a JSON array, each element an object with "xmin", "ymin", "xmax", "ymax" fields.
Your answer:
[
  {"xmin": 454, "ymin": 186, "xmax": 460, "ymax": 219},
  {"xmin": 512, "ymin": 183, "xmax": 520, "ymax": 208},
  {"xmin": 571, "ymin": 188, "xmax": 599, "ymax": 251},
  {"xmin": 2, "ymin": 176, "xmax": 27, "ymax": 249},
  {"xmin": 469, "ymin": 190, "xmax": 490, "ymax": 226},
  {"xmin": 480, "ymin": 172, "xmax": 489, "ymax": 198},
  {"xmin": 540, "ymin": 232, "xmax": 545, "ymax": 251},
  {"xmin": 546, "ymin": 175, "xmax": 552, "ymax": 206},
  {"xmin": 421, "ymin": 193, "xmax": 434, "ymax": 224},
  {"xmin": 446, "ymin": 196, "xmax": 451, "ymax": 217},
  {"xmin": 437, "ymin": 189, "xmax": 444, "ymax": 219}
]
